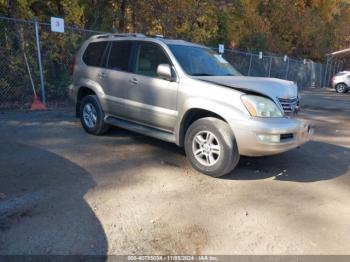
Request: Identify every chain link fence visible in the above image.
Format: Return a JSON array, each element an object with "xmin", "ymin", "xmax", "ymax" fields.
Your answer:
[
  {"xmin": 0, "ymin": 16, "xmax": 105, "ymax": 110},
  {"xmin": 0, "ymin": 17, "xmax": 36, "ymax": 109},
  {"xmin": 218, "ymin": 48, "xmax": 326, "ymax": 89},
  {"xmin": 39, "ymin": 23, "xmax": 106, "ymax": 106},
  {"xmin": 0, "ymin": 16, "xmax": 331, "ymax": 110}
]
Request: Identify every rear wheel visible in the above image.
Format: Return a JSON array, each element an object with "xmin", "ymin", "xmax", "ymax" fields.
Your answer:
[
  {"xmin": 80, "ymin": 95, "xmax": 110, "ymax": 135},
  {"xmin": 335, "ymin": 83, "xmax": 348, "ymax": 93},
  {"xmin": 184, "ymin": 117, "xmax": 239, "ymax": 177}
]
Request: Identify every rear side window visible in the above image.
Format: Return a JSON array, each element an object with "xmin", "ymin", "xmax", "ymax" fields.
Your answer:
[
  {"xmin": 82, "ymin": 41, "xmax": 108, "ymax": 67},
  {"xmin": 107, "ymin": 41, "xmax": 132, "ymax": 71}
]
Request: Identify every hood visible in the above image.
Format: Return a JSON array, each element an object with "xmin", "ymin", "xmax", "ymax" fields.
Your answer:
[{"xmin": 196, "ymin": 76, "xmax": 298, "ymax": 100}]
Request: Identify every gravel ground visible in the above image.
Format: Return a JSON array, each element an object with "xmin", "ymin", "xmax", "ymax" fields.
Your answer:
[{"xmin": 0, "ymin": 88, "xmax": 349, "ymax": 255}]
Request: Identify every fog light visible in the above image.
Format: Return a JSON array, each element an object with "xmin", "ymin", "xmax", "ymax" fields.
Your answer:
[{"xmin": 257, "ymin": 134, "xmax": 280, "ymax": 143}]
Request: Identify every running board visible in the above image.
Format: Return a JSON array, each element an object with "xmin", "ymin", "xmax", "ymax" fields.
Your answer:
[{"xmin": 104, "ymin": 116, "xmax": 175, "ymax": 143}]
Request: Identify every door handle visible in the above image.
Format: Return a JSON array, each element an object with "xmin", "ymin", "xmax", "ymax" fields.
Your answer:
[
  {"xmin": 98, "ymin": 72, "xmax": 106, "ymax": 79},
  {"xmin": 129, "ymin": 78, "xmax": 138, "ymax": 85}
]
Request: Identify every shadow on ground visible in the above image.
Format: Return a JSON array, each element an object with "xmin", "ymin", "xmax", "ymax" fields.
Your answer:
[
  {"xmin": 222, "ymin": 141, "xmax": 350, "ymax": 182},
  {"xmin": 0, "ymin": 141, "xmax": 107, "ymax": 255},
  {"xmin": 106, "ymin": 128, "xmax": 350, "ymax": 183}
]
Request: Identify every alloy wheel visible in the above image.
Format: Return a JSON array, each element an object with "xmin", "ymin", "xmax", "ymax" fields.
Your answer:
[
  {"xmin": 82, "ymin": 103, "xmax": 97, "ymax": 128},
  {"xmin": 192, "ymin": 130, "xmax": 221, "ymax": 166}
]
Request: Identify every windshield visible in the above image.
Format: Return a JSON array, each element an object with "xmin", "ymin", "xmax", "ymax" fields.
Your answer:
[{"xmin": 168, "ymin": 44, "xmax": 241, "ymax": 76}]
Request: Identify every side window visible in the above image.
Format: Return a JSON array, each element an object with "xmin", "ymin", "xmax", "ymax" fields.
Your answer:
[
  {"xmin": 135, "ymin": 43, "xmax": 170, "ymax": 77},
  {"xmin": 82, "ymin": 41, "xmax": 108, "ymax": 67},
  {"xmin": 107, "ymin": 41, "xmax": 132, "ymax": 71}
]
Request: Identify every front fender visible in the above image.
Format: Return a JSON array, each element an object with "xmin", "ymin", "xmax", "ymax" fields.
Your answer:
[{"xmin": 175, "ymin": 97, "xmax": 248, "ymax": 145}]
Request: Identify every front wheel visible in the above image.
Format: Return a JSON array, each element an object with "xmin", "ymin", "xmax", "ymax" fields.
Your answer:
[
  {"xmin": 184, "ymin": 117, "xmax": 240, "ymax": 177},
  {"xmin": 335, "ymin": 83, "xmax": 348, "ymax": 93}
]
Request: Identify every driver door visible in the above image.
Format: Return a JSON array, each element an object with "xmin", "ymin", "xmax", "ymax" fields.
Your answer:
[{"xmin": 126, "ymin": 42, "xmax": 178, "ymax": 132}]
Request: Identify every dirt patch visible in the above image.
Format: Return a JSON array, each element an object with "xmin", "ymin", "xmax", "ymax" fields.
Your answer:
[{"xmin": 147, "ymin": 223, "xmax": 209, "ymax": 255}]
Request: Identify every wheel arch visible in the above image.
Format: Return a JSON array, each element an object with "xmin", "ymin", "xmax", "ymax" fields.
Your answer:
[
  {"xmin": 336, "ymin": 82, "xmax": 348, "ymax": 87},
  {"xmin": 177, "ymin": 108, "xmax": 227, "ymax": 147},
  {"xmin": 76, "ymin": 86, "xmax": 96, "ymax": 117}
]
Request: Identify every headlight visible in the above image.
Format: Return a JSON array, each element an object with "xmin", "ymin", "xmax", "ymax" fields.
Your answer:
[{"xmin": 241, "ymin": 95, "xmax": 283, "ymax": 117}]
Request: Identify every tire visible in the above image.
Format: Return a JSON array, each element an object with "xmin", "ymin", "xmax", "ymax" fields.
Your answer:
[
  {"xmin": 184, "ymin": 117, "xmax": 240, "ymax": 177},
  {"xmin": 79, "ymin": 95, "xmax": 110, "ymax": 135},
  {"xmin": 335, "ymin": 83, "xmax": 348, "ymax": 94}
]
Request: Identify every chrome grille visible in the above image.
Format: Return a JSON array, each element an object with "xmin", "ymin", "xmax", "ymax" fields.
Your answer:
[{"xmin": 278, "ymin": 97, "xmax": 298, "ymax": 114}]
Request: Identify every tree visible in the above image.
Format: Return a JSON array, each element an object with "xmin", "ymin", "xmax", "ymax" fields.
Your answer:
[{"xmin": 2, "ymin": 0, "xmax": 350, "ymax": 60}]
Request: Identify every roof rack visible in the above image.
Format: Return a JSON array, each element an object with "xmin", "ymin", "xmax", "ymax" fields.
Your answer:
[
  {"xmin": 144, "ymin": 34, "xmax": 166, "ymax": 39},
  {"xmin": 90, "ymin": 33, "xmax": 146, "ymax": 40}
]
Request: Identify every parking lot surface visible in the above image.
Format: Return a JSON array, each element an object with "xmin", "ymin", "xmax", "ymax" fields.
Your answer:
[{"xmin": 0, "ymin": 89, "xmax": 349, "ymax": 255}]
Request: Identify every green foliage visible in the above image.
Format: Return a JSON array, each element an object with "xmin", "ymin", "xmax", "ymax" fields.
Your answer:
[
  {"xmin": 2, "ymin": 0, "xmax": 350, "ymax": 58},
  {"xmin": 1, "ymin": 0, "xmax": 350, "ymax": 107}
]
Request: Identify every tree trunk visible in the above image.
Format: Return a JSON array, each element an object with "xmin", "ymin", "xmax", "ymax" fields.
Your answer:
[
  {"xmin": 130, "ymin": 0, "xmax": 136, "ymax": 32},
  {"xmin": 118, "ymin": 0, "xmax": 127, "ymax": 32}
]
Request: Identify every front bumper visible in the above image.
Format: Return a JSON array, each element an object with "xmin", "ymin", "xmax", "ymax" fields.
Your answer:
[{"xmin": 229, "ymin": 117, "xmax": 313, "ymax": 156}]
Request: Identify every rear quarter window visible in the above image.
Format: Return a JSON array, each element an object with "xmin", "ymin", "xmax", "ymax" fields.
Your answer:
[{"xmin": 82, "ymin": 41, "xmax": 108, "ymax": 67}]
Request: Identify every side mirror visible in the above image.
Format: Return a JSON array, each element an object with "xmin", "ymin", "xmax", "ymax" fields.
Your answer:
[{"xmin": 157, "ymin": 64, "xmax": 174, "ymax": 81}]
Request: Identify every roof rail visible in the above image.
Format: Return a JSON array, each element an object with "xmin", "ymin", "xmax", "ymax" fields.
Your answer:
[
  {"xmin": 89, "ymin": 33, "xmax": 146, "ymax": 40},
  {"xmin": 145, "ymin": 34, "xmax": 166, "ymax": 39}
]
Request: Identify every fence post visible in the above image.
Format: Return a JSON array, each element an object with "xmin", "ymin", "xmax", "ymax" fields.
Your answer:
[
  {"xmin": 333, "ymin": 61, "xmax": 337, "ymax": 77},
  {"xmin": 326, "ymin": 58, "xmax": 334, "ymax": 87},
  {"xmin": 319, "ymin": 63, "xmax": 322, "ymax": 87},
  {"xmin": 330, "ymin": 60, "xmax": 335, "ymax": 87},
  {"xmin": 336, "ymin": 61, "xmax": 341, "ymax": 73},
  {"xmin": 268, "ymin": 56, "xmax": 272, "ymax": 77},
  {"xmin": 323, "ymin": 57, "xmax": 329, "ymax": 88},
  {"xmin": 247, "ymin": 53, "xmax": 253, "ymax": 76},
  {"xmin": 34, "ymin": 17, "xmax": 46, "ymax": 104},
  {"xmin": 285, "ymin": 58, "xmax": 290, "ymax": 80}
]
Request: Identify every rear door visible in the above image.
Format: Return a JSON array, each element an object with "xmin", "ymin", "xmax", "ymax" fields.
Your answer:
[
  {"xmin": 81, "ymin": 40, "xmax": 109, "ymax": 97},
  {"xmin": 126, "ymin": 42, "xmax": 178, "ymax": 131},
  {"xmin": 101, "ymin": 40, "xmax": 133, "ymax": 118}
]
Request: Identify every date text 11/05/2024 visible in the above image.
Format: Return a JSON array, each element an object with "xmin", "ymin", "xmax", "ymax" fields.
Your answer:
[{"xmin": 127, "ymin": 255, "xmax": 218, "ymax": 261}]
